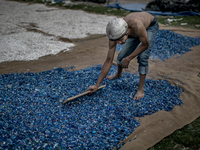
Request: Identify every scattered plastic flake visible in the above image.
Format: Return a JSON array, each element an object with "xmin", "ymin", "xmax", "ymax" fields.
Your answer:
[
  {"xmin": 116, "ymin": 29, "xmax": 200, "ymax": 61},
  {"xmin": 0, "ymin": 65, "xmax": 183, "ymax": 149}
]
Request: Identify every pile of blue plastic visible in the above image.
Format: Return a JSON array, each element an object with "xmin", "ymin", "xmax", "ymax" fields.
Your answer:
[
  {"xmin": 116, "ymin": 29, "xmax": 200, "ymax": 61},
  {"xmin": 0, "ymin": 65, "xmax": 183, "ymax": 149}
]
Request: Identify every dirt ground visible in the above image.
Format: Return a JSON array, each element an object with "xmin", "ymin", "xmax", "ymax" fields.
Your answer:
[
  {"xmin": 0, "ymin": 0, "xmax": 200, "ymax": 149},
  {"xmin": 0, "ymin": 24, "xmax": 199, "ymax": 74}
]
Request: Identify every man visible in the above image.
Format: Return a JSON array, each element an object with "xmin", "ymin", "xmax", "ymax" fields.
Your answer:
[{"xmin": 87, "ymin": 12, "xmax": 159, "ymax": 100}]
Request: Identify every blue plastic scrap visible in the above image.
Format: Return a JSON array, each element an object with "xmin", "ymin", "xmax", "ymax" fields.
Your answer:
[{"xmin": 0, "ymin": 64, "xmax": 183, "ymax": 149}]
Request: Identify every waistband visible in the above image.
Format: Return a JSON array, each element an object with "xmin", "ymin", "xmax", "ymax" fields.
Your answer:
[{"xmin": 149, "ymin": 17, "xmax": 158, "ymax": 27}]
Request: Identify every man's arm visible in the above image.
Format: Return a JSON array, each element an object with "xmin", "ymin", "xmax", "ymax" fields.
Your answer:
[{"xmin": 87, "ymin": 40, "xmax": 116, "ymax": 93}]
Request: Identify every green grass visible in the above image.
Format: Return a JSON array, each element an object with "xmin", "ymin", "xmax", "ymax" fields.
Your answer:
[
  {"xmin": 157, "ymin": 16, "xmax": 200, "ymax": 29},
  {"xmin": 9, "ymin": 0, "xmax": 200, "ymax": 149},
  {"xmin": 16, "ymin": 0, "xmax": 130, "ymax": 16},
  {"xmin": 149, "ymin": 117, "xmax": 200, "ymax": 150},
  {"xmin": 15, "ymin": 0, "xmax": 200, "ymax": 29},
  {"xmin": 63, "ymin": 4, "xmax": 130, "ymax": 16}
]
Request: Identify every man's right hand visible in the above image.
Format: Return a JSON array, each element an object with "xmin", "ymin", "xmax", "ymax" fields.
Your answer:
[{"xmin": 86, "ymin": 85, "xmax": 99, "ymax": 94}]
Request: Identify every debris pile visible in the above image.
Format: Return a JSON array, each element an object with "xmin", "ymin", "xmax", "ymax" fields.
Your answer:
[{"xmin": 145, "ymin": 0, "xmax": 200, "ymax": 13}]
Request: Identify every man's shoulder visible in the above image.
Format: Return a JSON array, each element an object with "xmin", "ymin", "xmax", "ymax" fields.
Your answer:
[
  {"xmin": 127, "ymin": 18, "xmax": 144, "ymax": 29},
  {"xmin": 126, "ymin": 12, "xmax": 153, "ymax": 29}
]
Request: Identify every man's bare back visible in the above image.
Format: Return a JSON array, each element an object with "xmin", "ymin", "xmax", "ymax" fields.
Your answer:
[{"xmin": 124, "ymin": 12, "xmax": 154, "ymax": 38}]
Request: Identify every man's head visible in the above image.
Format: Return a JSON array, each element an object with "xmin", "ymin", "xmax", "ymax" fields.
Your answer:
[{"xmin": 106, "ymin": 18, "xmax": 128, "ymax": 44}]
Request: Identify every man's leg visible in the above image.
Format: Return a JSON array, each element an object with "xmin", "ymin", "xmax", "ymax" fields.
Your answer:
[
  {"xmin": 134, "ymin": 20, "xmax": 159, "ymax": 100},
  {"xmin": 107, "ymin": 64, "xmax": 122, "ymax": 80},
  {"xmin": 108, "ymin": 38, "xmax": 140, "ymax": 80},
  {"xmin": 133, "ymin": 73, "xmax": 145, "ymax": 100}
]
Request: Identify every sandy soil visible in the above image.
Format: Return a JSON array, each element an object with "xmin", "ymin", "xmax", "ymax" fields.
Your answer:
[{"xmin": 0, "ymin": 0, "xmax": 200, "ymax": 149}]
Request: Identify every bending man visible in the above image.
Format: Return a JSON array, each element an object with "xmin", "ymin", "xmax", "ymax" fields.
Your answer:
[{"xmin": 87, "ymin": 12, "xmax": 159, "ymax": 100}]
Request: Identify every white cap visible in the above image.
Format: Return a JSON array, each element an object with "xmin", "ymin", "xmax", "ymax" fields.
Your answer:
[{"xmin": 106, "ymin": 18, "xmax": 128, "ymax": 41}]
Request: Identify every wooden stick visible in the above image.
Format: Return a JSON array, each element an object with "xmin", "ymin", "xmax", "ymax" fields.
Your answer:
[{"xmin": 62, "ymin": 85, "xmax": 106, "ymax": 104}]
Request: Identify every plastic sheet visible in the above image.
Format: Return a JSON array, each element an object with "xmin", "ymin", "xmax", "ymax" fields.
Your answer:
[{"xmin": 107, "ymin": 2, "xmax": 200, "ymax": 16}]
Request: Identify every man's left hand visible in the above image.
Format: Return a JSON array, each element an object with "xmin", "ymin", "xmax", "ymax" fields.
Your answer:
[{"xmin": 121, "ymin": 57, "xmax": 130, "ymax": 68}]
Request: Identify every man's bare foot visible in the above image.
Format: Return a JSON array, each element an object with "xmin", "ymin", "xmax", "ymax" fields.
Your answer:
[
  {"xmin": 133, "ymin": 90, "xmax": 144, "ymax": 100},
  {"xmin": 107, "ymin": 74, "xmax": 122, "ymax": 80}
]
